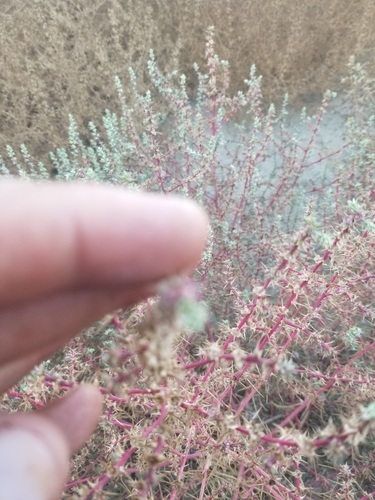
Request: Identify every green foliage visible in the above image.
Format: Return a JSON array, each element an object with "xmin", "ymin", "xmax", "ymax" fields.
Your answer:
[{"xmin": 344, "ymin": 326, "xmax": 362, "ymax": 351}]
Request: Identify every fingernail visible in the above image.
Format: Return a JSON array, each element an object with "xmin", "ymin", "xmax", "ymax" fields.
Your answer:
[{"xmin": 0, "ymin": 427, "xmax": 62, "ymax": 500}]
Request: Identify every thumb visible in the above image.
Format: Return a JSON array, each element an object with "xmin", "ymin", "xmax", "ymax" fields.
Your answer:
[{"xmin": 0, "ymin": 384, "xmax": 102, "ymax": 500}]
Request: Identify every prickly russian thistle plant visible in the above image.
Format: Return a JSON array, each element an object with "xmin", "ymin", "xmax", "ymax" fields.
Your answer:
[{"xmin": 3, "ymin": 30, "xmax": 375, "ymax": 499}]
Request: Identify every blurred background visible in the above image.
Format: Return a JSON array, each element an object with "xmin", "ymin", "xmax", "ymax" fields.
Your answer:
[{"xmin": 0, "ymin": 0, "xmax": 374, "ymax": 165}]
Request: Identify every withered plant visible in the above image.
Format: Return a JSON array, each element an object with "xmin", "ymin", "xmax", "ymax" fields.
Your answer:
[{"xmin": 1, "ymin": 0, "xmax": 375, "ymax": 164}]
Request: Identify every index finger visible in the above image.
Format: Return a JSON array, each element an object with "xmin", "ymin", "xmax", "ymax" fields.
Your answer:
[{"xmin": 0, "ymin": 180, "xmax": 208, "ymax": 306}]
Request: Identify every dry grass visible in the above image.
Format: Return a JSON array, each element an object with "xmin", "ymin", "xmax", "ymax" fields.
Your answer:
[{"xmin": 0, "ymin": 0, "xmax": 375, "ymax": 165}]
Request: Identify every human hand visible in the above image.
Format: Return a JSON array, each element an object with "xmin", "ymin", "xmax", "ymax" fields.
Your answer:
[{"xmin": 0, "ymin": 180, "xmax": 208, "ymax": 500}]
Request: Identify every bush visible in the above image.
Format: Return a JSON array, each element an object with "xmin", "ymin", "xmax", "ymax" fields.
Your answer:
[{"xmin": 2, "ymin": 29, "xmax": 375, "ymax": 499}]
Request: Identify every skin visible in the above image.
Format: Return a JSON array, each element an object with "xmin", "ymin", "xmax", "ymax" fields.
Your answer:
[{"xmin": 0, "ymin": 179, "xmax": 208, "ymax": 500}]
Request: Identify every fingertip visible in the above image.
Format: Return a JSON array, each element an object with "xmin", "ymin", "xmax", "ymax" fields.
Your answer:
[
  {"xmin": 167, "ymin": 195, "xmax": 209, "ymax": 266},
  {"xmin": 40, "ymin": 383, "xmax": 103, "ymax": 453}
]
